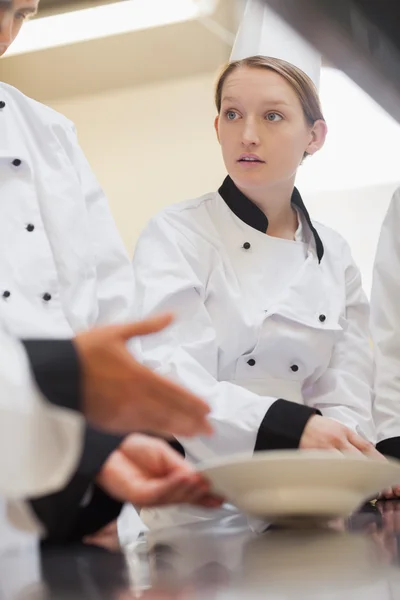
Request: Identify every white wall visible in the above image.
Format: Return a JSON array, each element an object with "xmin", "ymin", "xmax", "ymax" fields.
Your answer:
[
  {"xmin": 303, "ymin": 182, "xmax": 399, "ymax": 296},
  {"xmin": 50, "ymin": 73, "xmax": 226, "ymax": 256},
  {"xmin": 49, "ymin": 73, "xmax": 399, "ymax": 296}
]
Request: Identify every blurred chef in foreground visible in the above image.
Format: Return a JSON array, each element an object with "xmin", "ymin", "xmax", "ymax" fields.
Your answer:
[{"xmin": 0, "ymin": 0, "xmax": 221, "ymax": 547}]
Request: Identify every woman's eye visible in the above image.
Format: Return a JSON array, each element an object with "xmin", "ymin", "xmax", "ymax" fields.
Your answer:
[
  {"xmin": 226, "ymin": 111, "xmax": 238, "ymax": 121},
  {"xmin": 266, "ymin": 113, "xmax": 283, "ymax": 122}
]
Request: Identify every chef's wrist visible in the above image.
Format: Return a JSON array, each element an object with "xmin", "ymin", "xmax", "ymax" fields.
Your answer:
[
  {"xmin": 78, "ymin": 426, "xmax": 124, "ymax": 478},
  {"xmin": 255, "ymin": 399, "xmax": 321, "ymax": 452},
  {"xmin": 29, "ymin": 426, "xmax": 124, "ymax": 542},
  {"xmin": 22, "ymin": 338, "xmax": 82, "ymax": 413}
]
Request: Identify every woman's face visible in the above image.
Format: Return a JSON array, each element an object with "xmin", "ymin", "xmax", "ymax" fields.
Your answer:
[{"xmin": 215, "ymin": 67, "xmax": 326, "ymax": 195}]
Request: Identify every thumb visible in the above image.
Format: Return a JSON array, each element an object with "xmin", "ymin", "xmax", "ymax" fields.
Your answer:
[{"xmin": 116, "ymin": 313, "xmax": 174, "ymax": 340}]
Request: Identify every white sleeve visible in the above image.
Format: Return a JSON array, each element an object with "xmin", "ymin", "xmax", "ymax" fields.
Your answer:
[
  {"xmin": 61, "ymin": 122, "xmax": 134, "ymax": 324},
  {"xmin": 132, "ymin": 217, "xmax": 319, "ymax": 463},
  {"xmin": 370, "ymin": 188, "xmax": 400, "ymax": 453},
  {"xmin": 0, "ymin": 329, "xmax": 83, "ymax": 499},
  {"xmin": 304, "ymin": 242, "xmax": 375, "ymax": 442}
]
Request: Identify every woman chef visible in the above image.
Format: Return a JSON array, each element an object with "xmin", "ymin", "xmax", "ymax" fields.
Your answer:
[{"xmin": 132, "ymin": 0, "xmax": 380, "ymax": 529}]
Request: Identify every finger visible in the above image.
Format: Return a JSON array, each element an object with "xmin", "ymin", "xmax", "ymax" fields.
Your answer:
[
  {"xmin": 340, "ymin": 441, "xmax": 364, "ymax": 456},
  {"xmin": 141, "ymin": 367, "xmax": 212, "ymax": 419},
  {"xmin": 117, "ymin": 314, "xmax": 174, "ymax": 340},
  {"xmin": 122, "ymin": 436, "xmax": 195, "ymax": 476},
  {"xmin": 133, "ymin": 402, "xmax": 212, "ymax": 438},
  {"xmin": 176, "ymin": 481, "xmax": 223, "ymax": 506},
  {"xmin": 347, "ymin": 431, "xmax": 381, "ymax": 458},
  {"xmin": 383, "ymin": 508, "xmax": 395, "ymax": 534},
  {"xmin": 134, "ymin": 361, "xmax": 209, "ymax": 414},
  {"xmin": 113, "ymin": 352, "xmax": 213, "ymax": 436},
  {"xmin": 148, "ymin": 412, "xmax": 212, "ymax": 438},
  {"xmin": 363, "ymin": 446, "xmax": 386, "ymax": 460},
  {"xmin": 84, "ymin": 535, "xmax": 120, "ymax": 552},
  {"xmin": 197, "ymin": 495, "xmax": 225, "ymax": 508},
  {"xmin": 84, "ymin": 535, "xmax": 110, "ymax": 546},
  {"xmin": 167, "ymin": 474, "xmax": 224, "ymax": 507},
  {"xmin": 126, "ymin": 472, "xmax": 196, "ymax": 507},
  {"xmin": 146, "ymin": 472, "xmax": 217, "ymax": 507},
  {"xmin": 380, "ymin": 488, "xmax": 395, "ymax": 500},
  {"xmin": 134, "ymin": 392, "xmax": 212, "ymax": 437},
  {"xmin": 199, "ymin": 497, "xmax": 225, "ymax": 508},
  {"xmin": 154, "ymin": 442, "xmax": 199, "ymax": 474},
  {"xmin": 163, "ymin": 480, "xmax": 210, "ymax": 506},
  {"xmin": 130, "ymin": 360, "xmax": 212, "ymax": 425}
]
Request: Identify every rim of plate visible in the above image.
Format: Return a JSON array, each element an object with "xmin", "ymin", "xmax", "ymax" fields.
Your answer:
[{"xmin": 197, "ymin": 449, "xmax": 400, "ymax": 473}]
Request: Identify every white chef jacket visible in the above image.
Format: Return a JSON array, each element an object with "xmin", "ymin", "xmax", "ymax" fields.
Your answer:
[
  {"xmin": 0, "ymin": 82, "xmax": 134, "ymax": 338},
  {"xmin": 370, "ymin": 186, "xmax": 400, "ymax": 454},
  {"xmin": 0, "ymin": 82, "xmax": 134, "ymax": 542},
  {"xmin": 132, "ymin": 176, "xmax": 375, "ymax": 529}
]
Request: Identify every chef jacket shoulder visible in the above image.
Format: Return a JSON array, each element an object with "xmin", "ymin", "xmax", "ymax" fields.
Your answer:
[
  {"xmin": 140, "ymin": 193, "xmax": 220, "ymax": 256},
  {"xmin": 0, "ymin": 82, "xmax": 74, "ymax": 132},
  {"xmin": 143, "ymin": 190, "xmax": 357, "ymax": 278},
  {"xmin": 150, "ymin": 192, "xmax": 217, "ymax": 231},
  {"xmin": 135, "ymin": 193, "xmax": 217, "ymax": 289}
]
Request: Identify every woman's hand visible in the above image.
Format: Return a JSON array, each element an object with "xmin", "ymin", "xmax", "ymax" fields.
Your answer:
[{"xmin": 300, "ymin": 415, "xmax": 383, "ymax": 458}]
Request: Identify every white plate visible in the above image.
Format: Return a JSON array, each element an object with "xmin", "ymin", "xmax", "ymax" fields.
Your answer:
[{"xmin": 198, "ymin": 450, "xmax": 400, "ymax": 522}]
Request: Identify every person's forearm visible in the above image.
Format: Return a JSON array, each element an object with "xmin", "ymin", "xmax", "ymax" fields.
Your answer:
[
  {"xmin": 29, "ymin": 426, "xmax": 124, "ymax": 543},
  {"xmin": 0, "ymin": 334, "xmax": 83, "ymax": 498}
]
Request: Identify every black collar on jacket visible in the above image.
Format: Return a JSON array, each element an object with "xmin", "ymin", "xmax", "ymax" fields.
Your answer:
[{"xmin": 218, "ymin": 175, "xmax": 324, "ymax": 262}]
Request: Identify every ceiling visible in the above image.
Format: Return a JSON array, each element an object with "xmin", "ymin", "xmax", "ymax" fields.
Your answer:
[
  {"xmin": 0, "ymin": 0, "xmax": 237, "ymax": 102},
  {"xmin": 38, "ymin": 0, "xmax": 124, "ymax": 16}
]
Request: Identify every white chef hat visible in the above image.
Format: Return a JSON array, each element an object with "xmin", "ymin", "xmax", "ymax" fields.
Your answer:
[{"xmin": 230, "ymin": 0, "xmax": 321, "ymax": 89}]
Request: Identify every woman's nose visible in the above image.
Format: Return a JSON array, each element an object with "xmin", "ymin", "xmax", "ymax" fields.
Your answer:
[{"xmin": 241, "ymin": 119, "xmax": 261, "ymax": 146}]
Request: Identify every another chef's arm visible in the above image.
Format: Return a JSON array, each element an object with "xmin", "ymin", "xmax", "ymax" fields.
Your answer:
[
  {"xmin": 26, "ymin": 427, "xmax": 124, "ymax": 543},
  {"xmin": 304, "ymin": 243, "xmax": 375, "ymax": 442},
  {"xmin": 132, "ymin": 217, "xmax": 320, "ymax": 462},
  {"xmin": 370, "ymin": 188, "xmax": 400, "ymax": 459},
  {"xmin": 0, "ymin": 332, "xmax": 83, "ymax": 499},
  {"xmin": 4, "ymin": 336, "xmax": 122, "ymax": 538},
  {"xmin": 61, "ymin": 121, "xmax": 134, "ymax": 324},
  {"xmin": 14, "ymin": 318, "xmax": 218, "ymax": 541}
]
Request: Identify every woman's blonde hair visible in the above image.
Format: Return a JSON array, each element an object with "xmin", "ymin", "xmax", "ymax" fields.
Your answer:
[{"xmin": 215, "ymin": 55, "xmax": 325, "ymax": 126}]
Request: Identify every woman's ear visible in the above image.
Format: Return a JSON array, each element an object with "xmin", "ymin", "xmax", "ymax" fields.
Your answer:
[
  {"xmin": 214, "ymin": 115, "xmax": 221, "ymax": 144},
  {"xmin": 306, "ymin": 119, "xmax": 328, "ymax": 156}
]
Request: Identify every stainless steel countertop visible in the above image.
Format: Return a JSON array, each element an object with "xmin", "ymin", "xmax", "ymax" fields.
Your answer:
[{"xmin": 3, "ymin": 500, "xmax": 400, "ymax": 599}]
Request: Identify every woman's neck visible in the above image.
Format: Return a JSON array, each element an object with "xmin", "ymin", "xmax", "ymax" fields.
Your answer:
[{"xmin": 237, "ymin": 179, "xmax": 299, "ymax": 239}]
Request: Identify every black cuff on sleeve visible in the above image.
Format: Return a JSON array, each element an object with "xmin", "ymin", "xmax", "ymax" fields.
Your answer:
[
  {"xmin": 168, "ymin": 439, "xmax": 186, "ymax": 458},
  {"xmin": 255, "ymin": 399, "xmax": 321, "ymax": 452},
  {"xmin": 30, "ymin": 426, "xmax": 124, "ymax": 543},
  {"xmin": 78, "ymin": 427, "xmax": 124, "ymax": 478},
  {"xmin": 22, "ymin": 339, "xmax": 82, "ymax": 413},
  {"xmin": 376, "ymin": 437, "xmax": 400, "ymax": 461},
  {"xmin": 59, "ymin": 484, "xmax": 124, "ymax": 542}
]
